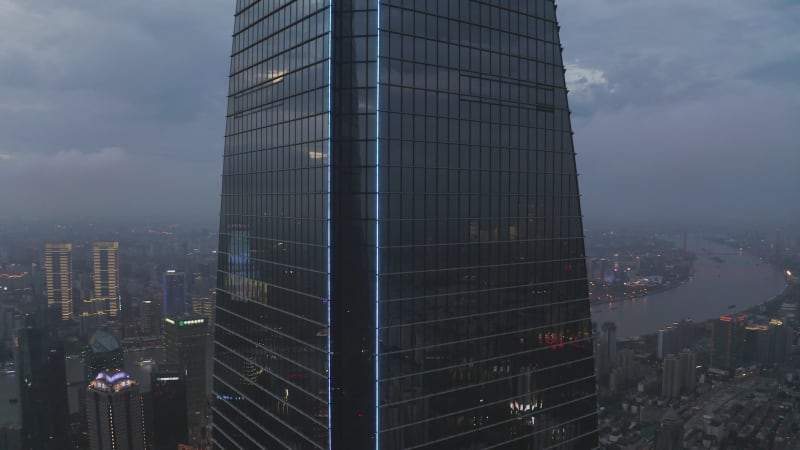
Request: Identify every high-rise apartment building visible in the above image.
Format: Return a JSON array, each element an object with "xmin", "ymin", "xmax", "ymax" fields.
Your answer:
[
  {"xmin": 44, "ymin": 243, "xmax": 72, "ymax": 321},
  {"xmin": 769, "ymin": 320, "xmax": 793, "ymax": 363},
  {"xmin": 710, "ymin": 315, "xmax": 744, "ymax": 376},
  {"xmin": 678, "ymin": 348, "xmax": 697, "ymax": 393},
  {"xmin": 618, "ymin": 348, "xmax": 636, "ymax": 384},
  {"xmin": 602, "ymin": 322, "xmax": 618, "ymax": 367},
  {"xmin": 92, "ymin": 242, "xmax": 120, "ymax": 318},
  {"xmin": 661, "ymin": 354, "xmax": 682, "ymax": 399},
  {"xmin": 164, "ymin": 314, "xmax": 208, "ymax": 443},
  {"xmin": 86, "ymin": 371, "xmax": 146, "ymax": 450},
  {"xmin": 163, "ymin": 270, "xmax": 187, "ymax": 316},
  {"xmin": 214, "ymin": 1, "xmax": 597, "ymax": 448},
  {"xmin": 657, "ymin": 320, "xmax": 694, "ymax": 360}
]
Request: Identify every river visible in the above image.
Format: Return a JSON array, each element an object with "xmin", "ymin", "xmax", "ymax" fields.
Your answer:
[{"xmin": 591, "ymin": 235, "xmax": 787, "ymax": 338}]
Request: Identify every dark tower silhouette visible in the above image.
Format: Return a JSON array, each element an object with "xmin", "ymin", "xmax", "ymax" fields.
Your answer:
[
  {"xmin": 163, "ymin": 314, "xmax": 207, "ymax": 444},
  {"xmin": 15, "ymin": 328, "xmax": 70, "ymax": 450},
  {"xmin": 150, "ymin": 365, "xmax": 189, "ymax": 450}
]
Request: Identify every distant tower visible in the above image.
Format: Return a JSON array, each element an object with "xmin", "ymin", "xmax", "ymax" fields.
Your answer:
[
  {"xmin": 140, "ymin": 300, "xmax": 157, "ymax": 335},
  {"xmin": 92, "ymin": 242, "xmax": 120, "ymax": 318},
  {"xmin": 769, "ymin": 320, "xmax": 793, "ymax": 364},
  {"xmin": 151, "ymin": 365, "xmax": 189, "ymax": 450},
  {"xmin": 44, "ymin": 243, "xmax": 73, "ymax": 321},
  {"xmin": 657, "ymin": 323, "xmax": 679, "ymax": 360},
  {"xmin": 678, "ymin": 348, "xmax": 697, "ymax": 393},
  {"xmin": 602, "ymin": 322, "xmax": 618, "ymax": 367},
  {"xmin": 661, "ymin": 354, "xmax": 682, "ymax": 399},
  {"xmin": 163, "ymin": 313, "xmax": 207, "ymax": 443},
  {"xmin": 618, "ymin": 348, "xmax": 635, "ymax": 383},
  {"xmin": 163, "ymin": 270, "xmax": 187, "ymax": 316},
  {"xmin": 192, "ymin": 296, "xmax": 214, "ymax": 325},
  {"xmin": 710, "ymin": 315, "xmax": 744, "ymax": 376},
  {"xmin": 86, "ymin": 371, "xmax": 146, "ymax": 450},
  {"xmin": 16, "ymin": 327, "xmax": 70, "ymax": 449}
]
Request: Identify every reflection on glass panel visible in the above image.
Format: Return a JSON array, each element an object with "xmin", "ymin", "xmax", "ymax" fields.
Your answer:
[
  {"xmin": 215, "ymin": 1, "xmax": 331, "ymax": 449},
  {"xmin": 215, "ymin": 0, "xmax": 596, "ymax": 449}
]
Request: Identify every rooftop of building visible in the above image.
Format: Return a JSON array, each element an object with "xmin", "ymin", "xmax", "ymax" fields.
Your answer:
[
  {"xmin": 89, "ymin": 329, "xmax": 121, "ymax": 353},
  {"xmin": 88, "ymin": 370, "xmax": 137, "ymax": 393},
  {"xmin": 164, "ymin": 312, "xmax": 206, "ymax": 327}
]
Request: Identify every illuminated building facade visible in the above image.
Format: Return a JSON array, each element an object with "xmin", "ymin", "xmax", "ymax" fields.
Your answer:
[
  {"xmin": 92, "ymin": 242, "xmax": 120, "ymax": 318},
  {"xmin": 214, "ymin": 0, "xmax": 597, "ymax": 448},
  {"xmin": 192, "ymin": 296, "xmax": 215, "ymax": 326},
  {"xmin": 44, "ymin": 242, "xmax": 72, "ymax": 321},
  {"xmin": 164, "ymin": 270, "xmax": 187, "ymax": 316},
  {"xmin": 86, "ymin": 371, "xmax": 146, "ymax": 450},
  {"xmin": 164, "ymin": 313, "xmax": 208, "ymax": 443}
]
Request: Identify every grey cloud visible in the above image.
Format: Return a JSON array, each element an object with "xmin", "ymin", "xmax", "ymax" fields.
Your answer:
[
  {"xmin": 0, "ymin": 146, "xmax": 219, "ymax": 223},
  {"xmin": 741, "ymin": 54, "xmax": 800, "ymax": 85},
  {"xmin": 559, "ymin": 0, "xmax": 800, "ymax": 115},
  {"xmin": 5, "ymin": 147, "xmax": 128, "ymax": 173},
  {"xmin": 0, "ymin": 0, "xmax": 230, "ymax": 222},
  {"xmin": 557, "ymin": 0, "xmax": 800, "ymax": 228},
  {"xmin": 0, "ymin": 0, "xmax": 796, "ymax": 229},
  {"xmin": 573, "ymin": 88, "xmax": 800, "ymax": 227}
]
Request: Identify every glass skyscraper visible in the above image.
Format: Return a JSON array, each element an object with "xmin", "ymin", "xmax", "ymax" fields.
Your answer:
[
  {"xmin": 214, "ymin": 1, "xmax": 597, "ymax": 448},
  {"xmin": 163, "ymin": 269, "xmax": 188, "ymax": 316}
]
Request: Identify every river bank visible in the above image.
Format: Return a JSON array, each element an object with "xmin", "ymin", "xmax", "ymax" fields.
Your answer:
[
  {"xmin": 593, "ymin": 235, "xmax": 787, "ymax": 337},
  {"xmin": 626, "ymin": 283, "xmax": 797, "ymax": 343},
  {"xmin": 590, "ymin": 279, "xmax": 688, "ymax": 305}
]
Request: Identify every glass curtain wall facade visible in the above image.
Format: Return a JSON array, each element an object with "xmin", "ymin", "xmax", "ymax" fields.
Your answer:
[
  {"xmin": 215, "ymin": 0, "xmax": 332, "ymax": 448},
  {"xmin": 214, "ymin": 0, "xmax": 597, "ymax": 449}
]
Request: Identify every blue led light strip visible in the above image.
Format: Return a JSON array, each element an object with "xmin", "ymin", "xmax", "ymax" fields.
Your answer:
[
  {"xmin": 327, "ymin": 1, "xmax": 334, "ymax": 449},
  {"xmin": 374, "ymin": 0, "xmax": 382, "ymax": 448}
]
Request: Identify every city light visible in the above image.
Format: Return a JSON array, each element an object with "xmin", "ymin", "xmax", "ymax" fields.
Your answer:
[{"xmin": 178, "ymin": 319, "xmax": 204, "ymax": 326}]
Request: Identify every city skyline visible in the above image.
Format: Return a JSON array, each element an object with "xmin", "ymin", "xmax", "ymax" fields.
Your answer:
[
  {"xmin": 0, "ymin": 0, "xmax": 796, "ymax": 227},
  {"xmin": 0, "ymin": 1, "xmax": 798, "ymax": 449}
]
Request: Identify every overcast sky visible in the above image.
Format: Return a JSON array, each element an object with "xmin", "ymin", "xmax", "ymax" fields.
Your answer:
[{"xmin": 0, "ymin": 0, "xmax": 797, "ymax": 229}]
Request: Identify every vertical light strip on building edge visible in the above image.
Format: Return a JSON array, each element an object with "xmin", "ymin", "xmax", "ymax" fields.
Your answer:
[
  {"xmin": 327, "ymin": 1, "xmax": 334, "ymax": 449},
  {"xmin": 374, "ymin": 0, "xmax": 382, "ymax": 447}
]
